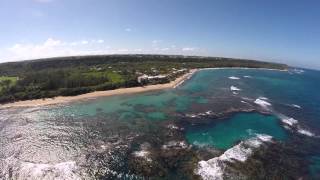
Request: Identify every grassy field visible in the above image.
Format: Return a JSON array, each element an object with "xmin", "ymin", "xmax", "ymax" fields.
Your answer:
[
  {"xmin": 82, "ymin": 71, "xmax": 125, "ymax": 84},
  {"xmin": 105, "ymin": 71, "xmax": 124, "ymax": 83}
]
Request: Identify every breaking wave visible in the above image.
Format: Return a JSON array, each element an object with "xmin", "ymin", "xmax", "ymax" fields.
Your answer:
[
  {"xmin": 254, "ymin": 98, "xmax": 271, "ymax": 108},
  {"xmin": 185, "ymin": 111, "xmax": 213, "ymax": 118},
  {"xmin": 291, "ymin": 104, "xmax": 302, "ymax": 109},
  {"xmin": 278, "ymin": 114, "xmax": 316, "ymax": 137},
  {"xmin": 291, "ymin": 69, "xmax": 305, "ymax": 74},
  {"xmin": 20, "ymin": 161, "xmax": 80, "ymax": 180},
  {"xmin": 297, "ymin": 127, "xmax": 315, "ymax": 137},
  {"xmin": 228, "ymin": 76, "xmax": 240, "ymax": 80},
  {"xmin": 195, "ymin": 134, "xmax": 272, "ymax": 180},
  {"xmin": 132, "ymin": 150, "xmax": 152, "ymax": 162},
  {"xmin": 0, "ymin": 158, "xmax": 82, "ymax": 180},
  {"xmin": 281, "ymin": 117, "xmax": 298, "ymax": 126},
  {"xmin": 230, "ymin": 86, "xmax": 241, "ymax": 91}
]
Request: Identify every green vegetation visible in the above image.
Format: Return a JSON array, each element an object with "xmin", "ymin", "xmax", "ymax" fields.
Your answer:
[
  {"xmin": 0, "ymin": 76, "xmax": 17, "ymax": 92},
  {"xmin": 0, "ymin": 54, "xmax": 288, "ymax": 103}
]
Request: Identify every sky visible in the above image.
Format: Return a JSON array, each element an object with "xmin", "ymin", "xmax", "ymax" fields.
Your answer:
[{"xmin": 0, "ymin": 0, "xmax": 319, "ymax": 69}]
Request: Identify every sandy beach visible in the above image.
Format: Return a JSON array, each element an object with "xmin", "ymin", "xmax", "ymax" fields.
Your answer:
[
  {"xmin": 0, "ymin": 67, "xmax": 286, "ymax": 108},
  {"xmin": 0, "ymin": 69, "xmax": 198, "ymax": 108}
]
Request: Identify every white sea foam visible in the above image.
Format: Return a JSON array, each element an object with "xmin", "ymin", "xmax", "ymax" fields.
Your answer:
[
  {"xmin": 173, "ymin": 69, "xmax": 197, "ymax": 88},
  {"xmin": 228, "ymin": 76, "xmax": 240, "ymax": 80},
  {"xmin": 185, "ymin": 111, "xmax": 213, "ymax": 118},
  {"xmin": 256, "ymin": 134, "xmax": 273, "ymax": 142},
  {"xmin": 173, "ymin": 78, "xmax": 186, "ymax": 88},
  {"xmin": 198, "ymin": 111, "xmax": 213, "ymax": 116},
  {"xmin": 292, "ymin": 104, "xmax": 302, "ymax": 109},
  {"xmin": 186, "ymin": 113, "xmax": 198, "ymax": 118},
  {"xmin": 243, "ymin": 75, "xmax": 252, "ymax": 78},
  {"xmin": 297, "ymin": 128, "xmax": 315, "ymax": 137},
  {"xmin": 292, "ymin": 69, "xmax": 305, "ymax": 74},
  {"xmin": 254, "ymin": 98, "xmax": 271, "ymax": 107},
  {"xmin": 278, "ymin": 114, "xmax": 317, "ymax": 137},
  {"xmin": 162, "ymin": 141, "xmax": 188, "ymax": 149},
  {"xmin": 230, "ymin": 86, "xmax": 241, "ymax": 91},
  {"xmin": 19, "ymin": 161, "xmax": 80, "ymax": 180},
  {"xmin": 240, "ymin": 100, "xmax": 250, "ymax": 105},
  {"xmin": 132, "ymin": 150, "xmax": 152, "ymax": 162},
  {"xmin": 104, "ymin": 167, "xmax": 140, "ymax": 179},
  {"xmin": 133, "ymin": 150, "xmax": 149, "ymax": 157},
  {"xmin": 167, "ymin": 124, "xmax": 179, "ymax": 130},
  {"xmin": 258, "ymin": 96, "xmax": 269, "ymax": 100},
  {"xmin": 195, "ymin": 134, "xmax": 272, "ymax": 180},
  {"xmin": 281, "ymin": 117, "xmax": 298, "ymax": 126}
]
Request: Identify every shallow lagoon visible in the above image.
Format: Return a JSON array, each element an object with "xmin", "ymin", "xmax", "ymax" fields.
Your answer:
[{"xmin": 186, "ymin": 113, "xmax": 287, "ymax": 150}]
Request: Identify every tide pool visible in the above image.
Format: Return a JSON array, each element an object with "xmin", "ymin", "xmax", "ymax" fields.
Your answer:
[{"xmin": 186, "ymin": 113, "xmax": 287, "ymax": 150}]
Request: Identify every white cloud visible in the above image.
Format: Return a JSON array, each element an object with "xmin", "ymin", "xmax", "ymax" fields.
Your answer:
[
  {"xmin": 0, "ymin": 38, "xmax": 202, "ymax": 62},
  {"xmin": 125, "ymin": 28, "xmax": 132, "ymax": 32},
  {"xmin": 70, "ymin": 42, "xmax": 78, "ymax": 46},
  {"xmin": 134, "ymin": 49, "xmax": 142, "ymax": 52},
  {"xmin": 81, "ymin": 40, "xmax": 88, "ymax": 45},
  {"xmin": 3, "ymin": 38, "xmax": 112, "ymax": 61},
  {"xmin": 159, "ymin": 48, "xmax": 169, "ymax": 51},
  {"xmin": 182, "ymin": 47, "xmax": 196, "ymax": 51},
  {"xmin": 97, "ymin": 39, "xmax": 104, "ymax": 43},
  {"xmin": 117, "ymin": 49, "xmax": 129, "ymax": 52},
  {"xmin": 43, "ymin": 38, "xmax": 62, "ymax": 46},
  {"xmin": 68, "ymin": 39, "xmax": 104, "ymax": 46}
]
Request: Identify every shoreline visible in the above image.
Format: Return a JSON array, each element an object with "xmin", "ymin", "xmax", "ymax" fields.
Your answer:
[
  {"xmin": 0, "ymin": 67, "xmax": 287, "ymax": 108},
  {"xmin": 0, "ymin": 69, "xmax": 198, "ymax": 108}
]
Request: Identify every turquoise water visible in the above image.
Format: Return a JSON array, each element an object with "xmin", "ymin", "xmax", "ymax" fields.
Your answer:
[
  {"xmin": 2, "ymin": 68, "xmax": 320, "ymax": 178},
  {"xmin": 50, "ymin": 91, "xmax": 197, "ymax": 119},
  {"xmin": 186, "ymin": 113, "xmax": 287, "ymax": 150},
  {"xmin": 310, "ymin": 156, "xmax": 320, "ymax": 178},
  {"xmin": 43, "ymin": 68, "xmax": 320, "ymax": 151}
]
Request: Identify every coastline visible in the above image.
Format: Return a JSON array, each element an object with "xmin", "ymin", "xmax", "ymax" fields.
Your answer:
[
  {"xmin": 0, "ymin": 69, "xmax": 198, "ymax": 108},
  {"xmin": 0, "ymin": 67, "xmax": 287, "ymax": 108}
]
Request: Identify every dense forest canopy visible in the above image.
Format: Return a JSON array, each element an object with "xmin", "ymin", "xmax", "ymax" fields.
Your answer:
[{"xmin": 0, "ymin": 54, "xmax": 288, "ymax": 103}]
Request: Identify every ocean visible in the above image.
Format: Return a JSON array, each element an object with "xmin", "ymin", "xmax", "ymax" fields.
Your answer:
[{"xmin": 1, "ymin": 68, "xmax": 320, "ymax": 179}]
